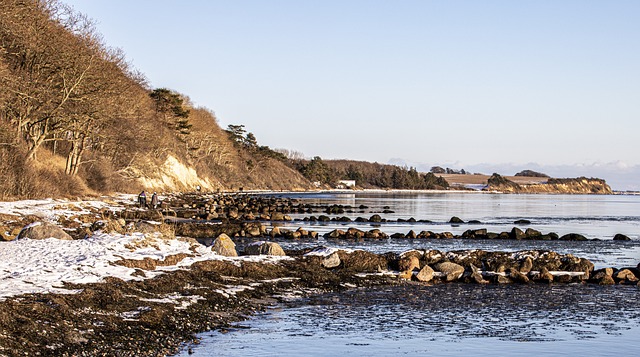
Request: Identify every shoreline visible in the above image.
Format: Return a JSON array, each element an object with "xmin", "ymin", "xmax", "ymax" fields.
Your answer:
[{"xmin": 0, "ymin": 193, "xmax": 638, "ymax": 355}]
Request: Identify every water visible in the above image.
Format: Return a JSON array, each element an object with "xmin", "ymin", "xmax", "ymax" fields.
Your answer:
[{"xmin": 182, "ymin": 192, "xmax": 640, "ymax": 356}]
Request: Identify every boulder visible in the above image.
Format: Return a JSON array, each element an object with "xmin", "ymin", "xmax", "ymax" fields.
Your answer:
[
  {"xmin": 415, "ymin": 265, "xmax": 434, "ymax": 282},
  {"xmin": 398, "ymin": 256, "xmax": 420, "ymax": 272},
  {"xmin": 212, "ymin": 233, "xmax": 237, "ymax": 257},
  {"xmin": 560, "ymin": 233, "xmax": 588, "ymax": 241},
  {"xmin": 510, "ymin": 227, "xmax": 525, "ymax": 240},
  {"xmin": 242, "ymin": 222, "xmax": 264, "ymax": 237},
  {"xmin": 449, "ymin": 216, "xmax": 464, "ymax": 224},
  {"xmin": 321, "ymin": 252, "xmax": 341, "ymax": 269},
  {"xmin": 338, "ymin": 250, "xmax": 387, "ymax": 273},
  {"xmin": 615, "ymin": 269, "xmax": 638, "ymax": 283},
  {"xmin": 514, "ymin": 219, "xmax": 531, "ymax": 225},
  {"xmin": 525, "ymin": 228, "xmax": 541, "ymax": 239},
  {"xmin": 369, "ymin": 214, "xmax": 383, "ymax": 223},
  {"xmin": 613, "ymin": 234, "xmax": 631, "ymax": 241},
  {"xmin": 519, "ymin": 256, "xmax": 533, "ymax": 274},
  {"xmin": 17, "ymin": 222, "xmax": 73, "ymax": 240},
  {"xmin": 509, "ymin": 268, "xmax": 530, "ymax": 284},
  {"xmin": 244, "ymin": 241, "xmax": 286, "ymax": 256},
  {"xmin": 435, "ymin": 262, "xmax": 464, "ymax": 282}
]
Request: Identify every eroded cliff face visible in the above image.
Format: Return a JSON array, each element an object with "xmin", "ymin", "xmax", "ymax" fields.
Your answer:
[{"xmin": 486, "ymin": 175, "xmax": 612, "ymax": 194}]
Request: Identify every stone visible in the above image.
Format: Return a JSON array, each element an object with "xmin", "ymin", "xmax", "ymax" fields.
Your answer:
[
  {"xmin": 406, "ymin": 230, "xmax": 417, "ymax": 239},
  {"xmin": 615, "ymin": 269, "xmax": 638, "ymax": 282},
  {"xmin": 514, "ymin": 219, "xmax": 531, "ymax": 225},
  {"xmin": 509, "ymin": 268, "xmax": 530, "ymax": 284},
  {"xmin": 242, "ymin": 222, "xmax": 263, "ymax": 237},
  {"xmin": 398, "ymin": 270, "xmax": 413, "ymax": 280},
  {"xmin": 519, "ymin": 256, "xmax": 533, "ymax": 274},
  {"xmin": 398, "ymin": 256, "xmax": 420, "ymax": 272},
  {"xmin": 510, "ymin": 227, "xmax": 525, "ymax": 240},
  {"xmin": 244, "ymin": 241, "xmax": 286, "ymax": 256},
  {"xmin": 369, "ymin": 214, "xmax": 383, "ymax": 223},
  {"xmin": 598, "ymin": 275, "xmax": 616, "ymax": 285},
  {"xmin": 449, "ymin": 216, "xmax": 464, "ymax": 224},
  {"xmin": 321, "ymin": 252, "xmax": 341, "ymax": 269},
  {"xmin": 338, "ymin": 250, "xmax": 388, "ymax": 273},
  {"xmin": 211, "ymin": 233, "xmax": 237, "ymax": 257},
  {"xmin": 613, "ymin": 234, "xmax": 631, "ymax": 241},
  {"xmin": 560, "ymin": 233, "xmax": 588, "ymax": 241},
  {"xmin": 435, "ymin": 262, "xmax": 464, "ymax": 282},
  {"xmin": 525, "ymin": 228, "xmax": 541, "ymax": 239},
  {"xmin": 17, "ymin": 222, "xmax": 73, "ymax": 240},
  {"xmin": 415, "ymin": 265, "xmax": 434, "ymax": 282}
]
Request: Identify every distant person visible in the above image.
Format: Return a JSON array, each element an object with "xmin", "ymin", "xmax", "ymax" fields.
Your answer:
[
  {"xmin": 138, "ymin": 191, "xmax": 147, "ymax": 208},
  {"xmin": 151, "ymin": 192, "xmax": 159, "ymax": 209}
]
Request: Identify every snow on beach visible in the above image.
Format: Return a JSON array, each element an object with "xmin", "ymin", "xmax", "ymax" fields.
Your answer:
[{"xmin": 0, "ymin": 197, "xmax": 289, "ymax": 300}]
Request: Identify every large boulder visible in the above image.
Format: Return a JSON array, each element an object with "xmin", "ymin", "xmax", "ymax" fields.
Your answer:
[
  {"xmin": 398, "ymin": 256, "xmax": 420, "ymax": 272},
  {"xmin": 435, "ymin": 262, "xmax": 464, "ymax": 282},
  {"xmin": 212, "ymin": 233, "xmax": 238, "ymax": 257},
  {"xmin": 17, "ymin": 222, "xmax": 73, "ymax": 240},
  {"xmin": 338, "ymin": 250, "xmax": 387, "ymax": 273},
  {"xmin": 244, "ymin": 241, "xmax": 286, "ymax": 256},
  {"xmin": 415, "ymin": 265, "xmax": 434, "ymax": 282}
]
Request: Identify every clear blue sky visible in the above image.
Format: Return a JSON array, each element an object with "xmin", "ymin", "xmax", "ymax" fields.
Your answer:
[{"xmin": 63, "ymin": 1, "xmax": 640, "ymax": 189}]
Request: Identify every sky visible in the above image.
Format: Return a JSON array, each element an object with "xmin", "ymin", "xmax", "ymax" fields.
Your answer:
[{"xmin": 62, "ymin": 1, "xmax": 639, "ymax": 190}]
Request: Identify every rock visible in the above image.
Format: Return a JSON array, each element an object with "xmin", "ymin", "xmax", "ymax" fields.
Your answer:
[
  {"xmin": 270, "ymin": 212, "xmax": 285, "ymax": 221},
  {"xmin": 398, "ymin": 270, "xmax": 413, "ymax": 280},
  {"xmin": 338, "ymin": 250, "xmax": 388, "ymax": 273},
  {"xmin": 369, "ymin": 214, "xmax": 383, "ymax": 223},
  {"xmin": 244, "ymin": 241, "xmax": 286, "ymax": 256},
  {"xmin": 242, "ymin": 222, "xmax": 264, "ymax": 237},
  {"xmin": 525, "ymin": 228, "xmax": 541, "ymax": 239},
  {"xmin": 519, "ymin": 256, "xmax": 533, "ymax": 274},
  {"xmin": 406, "ymin": 230, "xmax": 417, "ymax": 239},
  {"xmin": 415, "ymin": 265, "xmax": 434, "ymax": 282},
  {"xmin": 133, "ymin": 221, "xmax": 160, "ymax": 234},
  {"xmin": 598, "ymin": 275, "xmax": 616, "ymax": 285},
  {"xmin": 471, "ymin": 272, "xmax": 489, "ymax": 284},
  {"xmin": 514, "ymin": 219, "xmax": 531, "ymax": 225},
  {"xmin": 435, "ymin": 262, "xmax": 464, "ymax": 282},
  {"xmin": 560, "ymin": 233, "xmax": 588, "ymax": 241},
  {"xmin": 615, "ymin": 269, "xmax": 638, "ymax": 282},
  {"xmin": 613, "ymin": 234, "xmax": 631, "ymax": 241},
  {"xmin": 17, "ymin": 222, "xmax": 73, "ymax": 240},
  {"xmin": 449, "ymin": 216, "xmax": 464, "ymax": 224},
  {"xmin": 398, "ymin": 256, "xmax": 420, "ymax": 272},
  {"xmin": 212, "ymin": 233, "xmax": 237, "ymax": 257},
  {"xmin": 321, "ymin": 252, "xmax": 341, "ymax": 269},
  {"xmin": 509, "ymin": 268, "xmax": 530, "ymax": 284},
  {"xmin": 591, "ymin": 268, "xmax": 613, "ymax": 282},
  {"xmin": 510, "ymin": 227, "xmax": 525, "ymax": 240},
  {"xmin": 496, "ymin": 275, "xmax": 512, "ymax": 284}
]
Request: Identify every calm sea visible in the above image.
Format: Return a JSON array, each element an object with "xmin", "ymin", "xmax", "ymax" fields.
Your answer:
[{"xmin": 181, "ymin": 192, "xmax": 640, "ymax": 356}]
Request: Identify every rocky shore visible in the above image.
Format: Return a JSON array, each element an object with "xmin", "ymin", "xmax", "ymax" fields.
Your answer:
[{"xmin": 0, "ymin": 193, "xmax": 637, "ymax": 356}]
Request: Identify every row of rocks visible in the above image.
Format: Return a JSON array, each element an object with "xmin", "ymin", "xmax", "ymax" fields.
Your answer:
[
  {"xmin": 206, "ymin": 232, "xmax": 639, "ymax": 286},
  {"xmin": 323, "ymin": 226, "xmax": 631, "ymax": 241}
]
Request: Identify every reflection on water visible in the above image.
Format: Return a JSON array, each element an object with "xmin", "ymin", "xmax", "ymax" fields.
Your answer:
[{"xmin": 185, "ymin": 284, "xmax": 640, "ymax": 357}]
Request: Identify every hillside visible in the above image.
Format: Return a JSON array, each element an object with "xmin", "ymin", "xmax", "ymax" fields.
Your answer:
[{"xmin": 0, "ymin": 0, "xmax": 311, "ymax": 199}]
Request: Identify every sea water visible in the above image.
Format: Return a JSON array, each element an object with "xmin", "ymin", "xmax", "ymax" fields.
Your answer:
[{"xmin": 182, "ymin": 192, "xmax": 640, "ymax": 356}]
